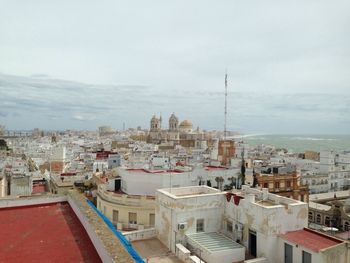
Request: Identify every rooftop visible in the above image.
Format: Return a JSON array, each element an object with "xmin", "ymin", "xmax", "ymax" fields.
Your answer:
[
  {"xmin": 204, "ymin": 165, "xmax": 228, "ymax": 171},
  {"xmin": 0, "ymin": 193, "xmax": 134, "ymax": 263},
  {"xmin": 126, "ymin": 168, "xmax": 183, "ymax": 174},
  {"xmin": 0, "ymin": 202, "xmax": 102, "ymax": 262},
  {"xmin": 309, "ymin": 190, "xmax": 350, "ymax": 202},
  {"xmin": 158, "ymin": 185, "xmax": 222, "ymax": 198},
  {"xmin": 280, "ymin": 228, "xmax": 344, "ymax": 252},
  {"xmin": 186, "ymin": 232, "xmax": 243, "ymax": 253},
  {"xmin": 132, "ymin": 238, "xmax": 182, "ymax": 263}
]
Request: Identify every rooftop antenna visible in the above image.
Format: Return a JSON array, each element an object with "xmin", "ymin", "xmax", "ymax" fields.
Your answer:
[{"xmin": 224, "ymin": 69, "xmax": 228, "ymax": 140}]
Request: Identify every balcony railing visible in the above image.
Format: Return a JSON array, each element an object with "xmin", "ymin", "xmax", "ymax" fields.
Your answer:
[{"xmin": 97, "ymin": 185, "xmax": 155, "ymax": 208}]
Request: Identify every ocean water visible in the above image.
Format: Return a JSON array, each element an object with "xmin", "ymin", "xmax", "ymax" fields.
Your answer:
[{"xmin": 242, "ymin": 134, "xmax": 350, "ymax": 153}]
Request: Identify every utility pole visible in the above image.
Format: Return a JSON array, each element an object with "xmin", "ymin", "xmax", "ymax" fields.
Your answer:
[{"xmin": 224, "ymin": 70, "xmax": 228, "ymax": 140}]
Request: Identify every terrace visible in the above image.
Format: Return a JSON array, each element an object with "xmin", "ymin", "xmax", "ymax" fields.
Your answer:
[{"xmin": 0, "ymin": 192, "xmax": 135, "ymax": 263}]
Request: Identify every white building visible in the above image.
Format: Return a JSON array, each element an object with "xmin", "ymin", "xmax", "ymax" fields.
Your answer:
[
  {"xmin": 155, "ymin": 185, "xmax": 333, "ymax": 263},
  {"xmin": 156, "ymin": 186, "xmax": 245, "ymax": 263},
  {"xmin": 117, "ymin": 165, "xmax": 239, "ymax": 196}
]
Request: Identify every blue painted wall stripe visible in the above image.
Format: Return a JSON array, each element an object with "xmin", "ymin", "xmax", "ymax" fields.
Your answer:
[{"xmin": 86, "ymin": 199, "xmax": 144, "ymax": 263}]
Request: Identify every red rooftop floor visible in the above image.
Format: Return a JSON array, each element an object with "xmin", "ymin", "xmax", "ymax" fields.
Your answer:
[
  {"xmin": 280, "ymin": 228, "xmax": 343, "ymax": 252},
  {"xmin": 0, "ymin": 202, "xmax": 102, "ymax": 263}
]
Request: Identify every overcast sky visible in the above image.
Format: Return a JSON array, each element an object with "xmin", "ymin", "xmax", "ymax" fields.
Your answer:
[{"xmin": 0, "ymin": 1, "xmax": 349, "ymax": 134}]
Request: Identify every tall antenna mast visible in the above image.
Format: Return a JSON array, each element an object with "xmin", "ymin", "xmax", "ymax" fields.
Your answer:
[{"xmin": 224, "ymin": 70, "xmax": 228, "ymax": 140}]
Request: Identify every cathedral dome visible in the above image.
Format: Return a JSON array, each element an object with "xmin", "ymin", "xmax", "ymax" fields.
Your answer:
[{"xmin": 179, "ymin": 120, "xmax": 193, "ymax": 129}]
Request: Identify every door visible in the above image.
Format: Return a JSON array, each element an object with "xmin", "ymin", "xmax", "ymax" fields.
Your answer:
[
  {"xmin": 114, "ymin": 178, "xmax": 121, "ymax": 191},
  {"xmin": 249, "ymin": 230, "xmax": 257, "ymax": 257},
  {"xmin": 284, "ymin": 243, "xmax": 293, "ymax": 263}
]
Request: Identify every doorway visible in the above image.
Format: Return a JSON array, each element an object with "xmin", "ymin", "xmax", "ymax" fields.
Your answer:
[
  {"xmin": 249, "ymin": 230, "xmax": 257, "ymax": 257},
  {"xmin": 284, "ymin": 243, "xmax": 293, "ymax": 263}
]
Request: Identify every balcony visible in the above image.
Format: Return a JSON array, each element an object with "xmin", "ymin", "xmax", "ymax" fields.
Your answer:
[{"xmin": 97, "ymin": 184, "xmax": 155, "ymax": 208}]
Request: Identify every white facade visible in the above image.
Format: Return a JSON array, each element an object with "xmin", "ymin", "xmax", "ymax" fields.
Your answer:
[
  {"xmin": 155, "ymin": 186, "xmax": 245, "ymax": 263},
  {"xmin": 93, "ymin": 161, "xmax": 109, "ymax": 173},
  {"xmin": 51, "ymin": 146, "xmax": 66, "ymax": 162},
  {"xmin": 155, "ymin": 185, "xmax": 309, "ymax": 263},
  {"xmin": 224, "ymin": 187, "xmax": 308, "ymax": 263},
  {"xmin": 118, "ymin": 166, "xmax": 240, "ymax": 196}
]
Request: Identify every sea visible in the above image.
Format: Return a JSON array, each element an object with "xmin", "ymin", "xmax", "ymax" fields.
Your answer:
[{"xmin": 240, "ymin": 134, "xmax": 350, "ymax": 153}]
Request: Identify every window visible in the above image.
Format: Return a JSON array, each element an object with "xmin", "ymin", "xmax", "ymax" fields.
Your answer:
[
  {"xmin": 149, "ymin": 213, "xmax": 155, "ymax": 226},
  {"xmin": 300, "ymin": 195, "xmax": 304, "ymax": 202},
  {"xmin": 275, "ymin": 182, "xmax": 280, "ymax": 189},
  {"xmin": 227, "ymin": 221, "xmax": 233, "ymax": 233},
  {"xmin": 316, "ymin": 214, "xmax": 321, "ymax": 224},
  {"xmin": 129, "ymin": 212, "xmax": 137, "ymax": 224},
  {"xmin": 113, "ymin": 210, "xmax": 119, "ymax": 224},
  {"xmin": 325, "ymin": 216, "xmax": 330, "ymax": 226},
  {"xmin": 286, "ymin": 180, "xmax": 291, "ymax": 188},
  {"xmin": 196, "ymin": 219, "xmax": 204, "ymax": 232},
  {"xmin": 308, "ymin": 212, "xmax": 313, "ymax": 221},
  {"xmin": 302, "ymin": 251, "xmax": 312, "ymax": 263},
  {"xmin": 263, "ymin": 182, "xmax": 268, "ymax": 188}
]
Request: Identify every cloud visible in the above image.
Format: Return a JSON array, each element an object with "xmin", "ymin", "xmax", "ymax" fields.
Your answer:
[
  {"xmin": 0, "ymin": 111, "xmax": 8, "ymax": 117},
  {"xmin": 72, "ymin": 115, "xmax": 96, "ymax": 122},
  {"xmin": 1, "ymin": 72, "xmax": 350, "ymax": 133},
  {"xmin": 0, "ymin": 1, "xmax": 349, "ymax": 133}
]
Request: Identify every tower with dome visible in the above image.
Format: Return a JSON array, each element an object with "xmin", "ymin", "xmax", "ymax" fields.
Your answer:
[{"xmin": 147, "ymin": 113, "xmax": 206, "ymax": 146}]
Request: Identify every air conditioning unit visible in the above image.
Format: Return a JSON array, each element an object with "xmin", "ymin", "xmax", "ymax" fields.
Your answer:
[{"xmin": 178, "ymin": 222, "xmax": 187, "ymax": 230}]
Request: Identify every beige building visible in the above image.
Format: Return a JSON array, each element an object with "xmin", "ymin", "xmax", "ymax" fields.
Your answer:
[
  {"xmin": 97, "ymin": 184, "xmax": 155, "ymax": 231},
  {"xmin": 147, "ymin": 113, "xmax": 208, "ymax": 147}
]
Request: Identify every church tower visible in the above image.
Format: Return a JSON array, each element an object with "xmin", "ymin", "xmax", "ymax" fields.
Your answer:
[
  {"xmin": 150, "ymin": 115, "xmax": 160, "ymax": 131},
  {"xmin": 168, "ymin": 113, "xmax": 179, "ymax": 142},
  {"xmin": 169, "ymin": 113, "xmax": 179, "ymax": 131}
]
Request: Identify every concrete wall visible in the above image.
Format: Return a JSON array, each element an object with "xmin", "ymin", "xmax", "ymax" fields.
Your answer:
[
  {"xmin": 10, "ymin": 176, "xmax": 32, "ymax": 196},
  {"xmin": 176, "ymin": 243, "xmax": 191, "ymax": 262},
  {"xmin": 155, "ymin": 188, "xmax": 225, "ymax": 253},
  {"xmin": 67, "ymin": 195, "xmax": 112, "ymax": 263},
  {"xmin": 123, "ymin": 228, "xmax": 156, "ymax": 242},
  {"xmin": 0, "ymin": 195, "xmax": 66, "ymax": 208},
  {"xmin": 0, "ymin": 176, "xmax": 7, "ymax": 197},
  {"xmin": 224, "ymin": 188, "xmax": 308, "ymax": 262}
]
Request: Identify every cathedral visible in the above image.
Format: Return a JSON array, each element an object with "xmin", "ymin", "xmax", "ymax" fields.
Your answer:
[{"xmin": 147, "ymin": 113, "xmax": 204, "ymax": 146}]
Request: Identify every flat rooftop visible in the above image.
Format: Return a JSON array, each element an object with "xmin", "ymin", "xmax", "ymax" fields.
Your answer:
[
  {"xmin": 309, "ymin": 190, "xmax": 350, "ymax": 202},
  {"xmin": 159, "ymin": 186, "xmax": 222, "ymax": 198},
  {"xmin": 0, "ymin": 202, "xmax": 102, "ymax": 262},
  {"xmin": 126, "ymin": 168, "xmax": 183, "ymax": 174},
  {"xmin": 132, "ymin": 238, "xmax": 182, "ymax": 263},
  {"xmin": 280, "ymin": 228, "xmax": 343, "ymax": 252}
]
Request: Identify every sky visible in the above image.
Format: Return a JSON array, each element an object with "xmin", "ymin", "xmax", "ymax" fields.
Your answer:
[{"xmin": 0, "ymin": 1, "xmax": 350, "ymax": 134}]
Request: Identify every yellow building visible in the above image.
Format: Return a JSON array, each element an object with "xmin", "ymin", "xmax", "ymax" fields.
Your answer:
[{"xmin": 96, "ymin": 184, "xmax": 155, "ymax": 231}]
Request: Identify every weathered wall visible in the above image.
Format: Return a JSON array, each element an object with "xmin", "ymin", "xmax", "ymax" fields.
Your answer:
[{"xmin": 155, "ymin": 190, "xmax": 225, "ymax": 253}]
